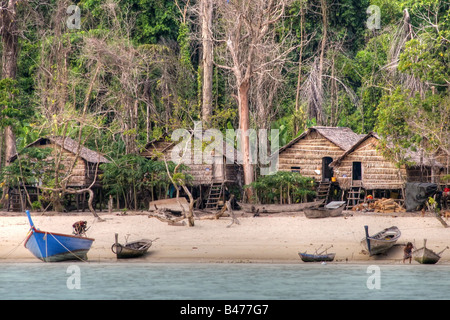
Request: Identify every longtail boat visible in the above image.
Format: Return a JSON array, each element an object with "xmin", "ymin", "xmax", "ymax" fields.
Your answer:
[
  {"xmin": 304, "ymin": 201, "xmax": 346, "ymax": 219},
  {"xmin": 412, "ymin": 239, "xmax": 449, "ymax": 264},
  {"xmin": 24, "ymin": 210, "xmax": 95, "ymax": 262},
  {"xmin": 111, "ymin": 233, "xmax": 157, "ymax": 259},
  {"xmin": 362, "ymin": 226, "xmax": 401, "ymax": 256},
  {"xmin": 237, "ymin": 199, "xmax": 324, "ymax": 214},
  {"xmin": 298, "ymin": 252, "xmax": 336, "ymax": 262},
  {"xmin": 298, "ymin": 245, "xmax": 335, "ymax": 262}
]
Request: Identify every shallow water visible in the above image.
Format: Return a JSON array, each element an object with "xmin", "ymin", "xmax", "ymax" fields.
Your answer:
[{"xmin": 0, "ymin": 262, "xmax": 449, "ymax": 300}]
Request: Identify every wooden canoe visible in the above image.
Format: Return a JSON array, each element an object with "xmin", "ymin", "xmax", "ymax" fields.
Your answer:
[
  {"xmin": 303, "ymin": 201, "xmax": 346, "ymax": 219},
  {"xmin": 237, "ymin": 199, "xmax": 324, "ymax": 214},
  {"xmin": 298, "ymin": 252, "xmax": 336, "ymax": 262},
  {"xmin": 412, "ymin": 239, "xmax": 448, "ymax": 264},
  {"xmin": 111, "ymin": 233, "xmax": 157, "ymax": 259},
  {"xmin": 362, "ymin": 226, "xmax": 401, "ymax": 256}
]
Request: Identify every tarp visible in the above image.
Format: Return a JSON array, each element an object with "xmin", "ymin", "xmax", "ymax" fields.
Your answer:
[
  {"xmin": 325, "ymin": 201, "xmax": 346, "ymax": 209},
  {"xmin": 405, "ymin": 182, "xmax": 438, "ymax": 212}
]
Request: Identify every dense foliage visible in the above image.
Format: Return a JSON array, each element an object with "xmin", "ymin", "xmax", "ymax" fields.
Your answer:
[
  {"xmin": 248, "ymin": 171, "xmax": 316, "ymax": 204},
  {"xmin": 0, "ymin": 0, "xmax": 448, "ymax": 208}
]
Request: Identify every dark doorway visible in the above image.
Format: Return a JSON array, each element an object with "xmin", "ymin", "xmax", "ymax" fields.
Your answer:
[
  {"xmin": 322, "ymin": 157, "xmax": 333, "ymax": 181},
  {"xmin": 291, "ymin": 166, "xmax": 300, "ymax": 173},
  {"xmin": 352, "ymin": 162, "xmax": 362, "ymax": 181}
]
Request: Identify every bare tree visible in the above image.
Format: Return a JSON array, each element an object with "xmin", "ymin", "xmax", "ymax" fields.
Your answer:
[
  {"xmin": 294, "ymin": 0, "xmax": 306, "ymax": 133},
  {"xmin": 214, "ymin": 0, "xmax": 295, "ymax": 200},
  {"xmin": 0, "ymin": 0, "xmax": 20, "ymax": 168},
  {"xmin": 0, "ymin": 0, "xmax": 22, "ymax": 207},
  {"xmin": 199, "ymin": 0, "xmax": 213, "ymax": 126}
]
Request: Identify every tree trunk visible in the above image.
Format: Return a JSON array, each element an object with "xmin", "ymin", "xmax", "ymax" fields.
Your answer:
[
  {"xmin": 201, "ymin": 0, "xmax": 213, "ymax": 126},
  {"xmin": 0, "ymin": 0, "xmax": 19, "ymax": 207},
  {"xmin": 294, "ymin": 1, "xmax": 305, "ymax": 134},
  {"xmin": 1, "ymin": 1, "xmax": 18, "ymax": 80},
  {"xmin": 238, "ymin": 80, "xmax": 253, "ymax": 201},
  {"xmin": 316, "ymin": 0, "xmax": 327, "ymax": 125},
  {"xmin": 1, "ymin": 0, "xmax": 19, "ymax": 164}
]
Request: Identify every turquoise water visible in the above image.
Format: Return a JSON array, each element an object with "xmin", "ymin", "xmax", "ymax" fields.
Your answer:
[{"xmin": 0, "ymin": 262, "xmax": 449, "ymax": 300}]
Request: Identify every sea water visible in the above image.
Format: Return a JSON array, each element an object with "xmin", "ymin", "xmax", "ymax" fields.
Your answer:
[{"xmin": 0, "ymin": 262, "xmax": 449, "ymax": 300}]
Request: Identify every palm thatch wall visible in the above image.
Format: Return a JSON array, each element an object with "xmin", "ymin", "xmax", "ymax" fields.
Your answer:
[
  {"xmin": 142, "ymin": 133, "xmax": 243, "ymax": 186},
  {"xmin": 277, "ymin": 126, "xmax": 362, "ymax": 181},
  {"xmin": 11, "ymin": 136, "xmax": 110, "ymax": 188},
  {"xmin": 330, "ymin": 132, "xmax": 444, "ymax": 190},
  {"xmin": 435, "ymin": 148, "xmax": 450, "ymax": 185}
]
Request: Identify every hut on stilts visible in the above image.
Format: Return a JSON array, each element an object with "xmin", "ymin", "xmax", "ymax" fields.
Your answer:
[
  {"xmin": 7, "ymin": 136, "xmax": 110, "ymax": 212},
  {"xmin": 276, "ymin": 126, "xmax": 362, "ymax": 203},
  {"xmin": 142, "ymin": 131, "xmax": 243, "ymax": 210},
  {"xmin": 330, "ymin": 132, "xmax": 445, "ymax": 210}
]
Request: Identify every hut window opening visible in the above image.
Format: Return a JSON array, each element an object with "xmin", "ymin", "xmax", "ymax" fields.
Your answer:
[
  {"xmin": 291, "ymin": 166, "xmax": 300, "ymax": 173},
  {"xmin": 352, "ymin": 162, "xmax": 362, "ymax": 181}
]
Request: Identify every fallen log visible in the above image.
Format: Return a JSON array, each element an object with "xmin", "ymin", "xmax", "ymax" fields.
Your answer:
[{"xmin": 148, "ymin": 207, "xmax": 186, "ymax": 226}]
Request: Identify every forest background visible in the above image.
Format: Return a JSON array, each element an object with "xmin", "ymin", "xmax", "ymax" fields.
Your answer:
[{"xmin": 0, "ymin": 0, "xmax": 448, "ymax": 210}]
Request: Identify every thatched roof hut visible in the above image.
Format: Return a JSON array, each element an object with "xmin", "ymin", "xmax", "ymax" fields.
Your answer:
[
  {"xmin": 330, "ymin": 132, "xmax": 444, "ymax": 190},
  {"xmin": 277, "ymin": 126, "xmax": 362, "ymax": 181},
  {"xmin": 11, "ymin": 136, "xmax": 110, "ymax": 188},
  {"xmin": 141, "ymin": 132, "xmax": 243, "ymax": 187}
]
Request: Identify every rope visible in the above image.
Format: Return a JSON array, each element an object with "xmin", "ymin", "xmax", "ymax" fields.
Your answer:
[{"xmin": 0, "ymin": 231, "xmax": 30, "ymax": 259}]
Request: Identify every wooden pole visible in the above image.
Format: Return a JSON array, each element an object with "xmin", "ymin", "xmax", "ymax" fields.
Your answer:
[{"xmin": 364, "ymin": 225, "xmax": 371, "ymax": 255}]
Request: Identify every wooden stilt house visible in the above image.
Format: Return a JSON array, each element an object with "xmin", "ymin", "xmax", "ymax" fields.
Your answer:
[
  {"xmin": 141, "ymin": 131, "xmax": 243, "ymax": 209},
  {"xmin": 329, "ymin": 132, "xmax": 445, "ymax": 208},
  {"xmin": 276, "ymin": 126, "xmax": 362, "ymax": 202},
  {"xmin": 7, "ymin": 136, "xmax": 110, "ymax": 211},
  {"xmin": 277, "ymin": 126, "xmax": 362, "ymax": 180}
]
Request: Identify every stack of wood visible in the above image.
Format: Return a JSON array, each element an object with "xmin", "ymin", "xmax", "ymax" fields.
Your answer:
[{"xmin": 351, "ymin": 198, "xmax": 406, "ymax": 213}]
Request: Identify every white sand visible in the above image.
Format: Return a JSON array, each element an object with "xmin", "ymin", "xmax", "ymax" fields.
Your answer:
[{"xmin": 1, "ymin": 210, "xmax": 449, "ymax": 264}]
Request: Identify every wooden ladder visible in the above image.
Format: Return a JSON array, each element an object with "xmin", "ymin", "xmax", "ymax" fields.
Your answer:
[
  {"xmin": 346, "ymin": 185, "xmax": 362, "ymax": 210},
  {"xmin": 7, "ymin": 189, "xmax": 24, "ymax": 212},
  {"xmin": 205, "ymin": 182, "xmax": 224, "ymax": 210},
  {"xmin": 316, "ymin": 181, "xmax": 331, "ymax": 203}
]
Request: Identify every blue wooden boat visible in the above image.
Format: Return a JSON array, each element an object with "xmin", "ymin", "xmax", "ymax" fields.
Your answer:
[{"xmin": 24, "ymin": 210, "xmax": 95, "ymax": 262}]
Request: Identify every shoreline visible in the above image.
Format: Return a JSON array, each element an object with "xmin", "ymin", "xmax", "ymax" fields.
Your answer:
[{"xmin": 1, "ymin": 210, "xmax": 449, "ymax": 265}]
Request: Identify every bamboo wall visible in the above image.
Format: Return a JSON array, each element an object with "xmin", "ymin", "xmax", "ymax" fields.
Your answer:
[
  {"xmin": 278, "ymin": 130, "xmax": 345, "ymax": 180},
  {"xmin": 34, "ymin": 142, "xmax": 90, "ymax": 187},
  {"xmin": 435, "ymin": 150, "xmax": 450, "ymax": 185},
  {"xmin": 333, "ymin": 136, "xmax": 407, "ymax": 190},
  {"xmin": 143, "ymin": 140, "xmax": 241, "ymax": 186}
]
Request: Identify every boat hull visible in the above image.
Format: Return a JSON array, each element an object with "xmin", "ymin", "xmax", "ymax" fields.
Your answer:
[
  {"xmin": 412, "ymin": 247, "xmax": 441, "ymax": 264},
  {"xmin": 112, "ymin": 240, "xmax": 153, "ymax": 259},
  {"xmin": 237, "ymin": 200, "xmax": 324, "ymax": 213},
  {"xmin": 362, "ymin": 226, "xmax": 401, "ymax": 256},
  {"xmin": 304, "ymin": 204, "xmax": 345, "ymax": 219},
  {"xmin": 298, "ymin": 252, "xmax": 335, "ymax": 262},
  {"xmin": 25, "ymin": 229, "xmax": 94, "ymax": 262}
]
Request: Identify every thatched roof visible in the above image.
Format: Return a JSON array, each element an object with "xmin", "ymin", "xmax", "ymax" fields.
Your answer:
[
  {"xmin": 143, "ymin": 131, "xmax": 243, "ymax": 164},
  {"xmin": 278, "ymin": 126, "xmax": 363, "ymax": 154},
  {"xmin": 11, "ymin": 137, "xmax": 110, "ymax": 164},
  {"xmin": 330, "ymin": 132, "xmax": 443, "ymax": 168}
]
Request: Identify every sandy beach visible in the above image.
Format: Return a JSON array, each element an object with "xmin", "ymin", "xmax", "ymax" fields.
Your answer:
[{"xmin": 1, "ymin": 210, "xmax": 449, "ymax": 264}]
